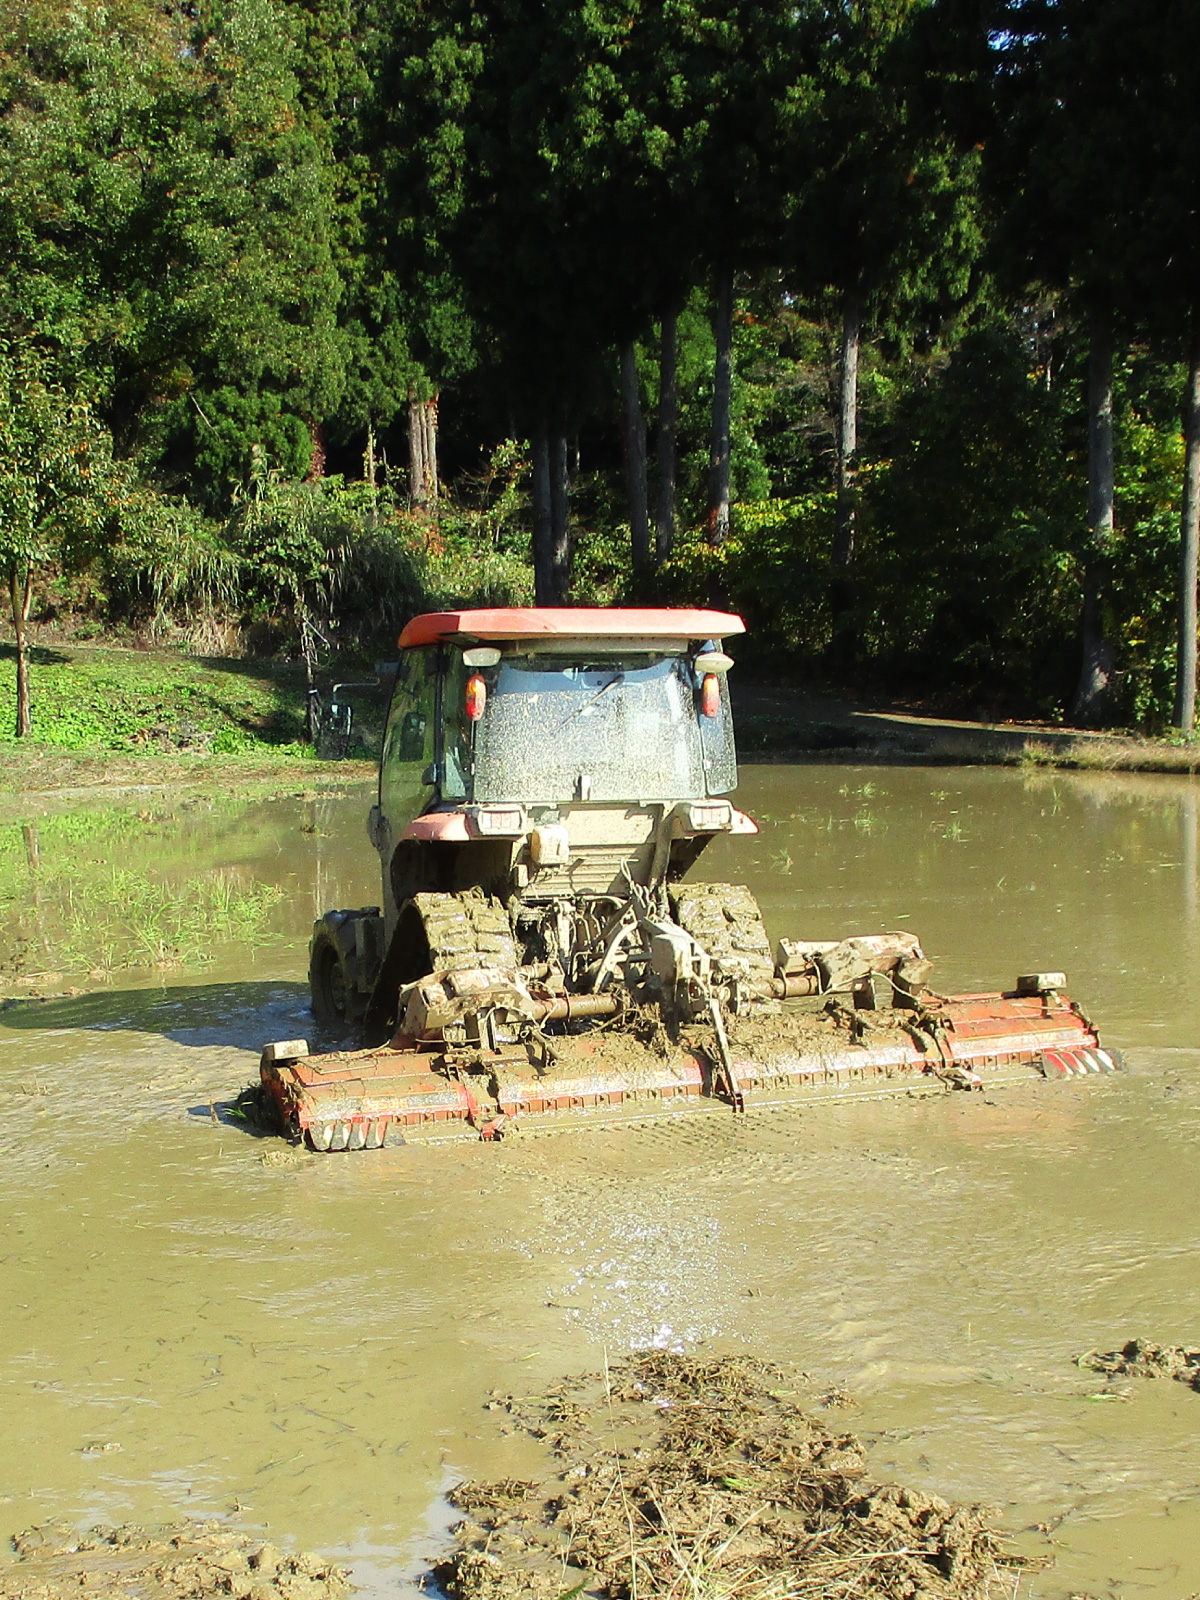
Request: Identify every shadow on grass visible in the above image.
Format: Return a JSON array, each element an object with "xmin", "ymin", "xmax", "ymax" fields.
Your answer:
[
  {"xmin": 194, "ymin": 654, "xmax": 306, "ymax": 686},
  {"xmin": 0, "ymin": 643, "xmax": 71, "ymax": 667}
]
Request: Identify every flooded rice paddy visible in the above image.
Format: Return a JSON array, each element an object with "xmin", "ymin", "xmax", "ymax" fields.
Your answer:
[{"xmin": 2, "ymin": 764, "xmax": 1200, "ymax": 1598}]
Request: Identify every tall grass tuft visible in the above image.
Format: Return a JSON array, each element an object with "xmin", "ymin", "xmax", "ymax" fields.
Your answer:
[
  {"xmin": 0, "ymin": 824, "xmax": 284, "ymax": 982},
  {"xmin": 105, "ymin": 493, "xmax": 243, "ymax": 641}
]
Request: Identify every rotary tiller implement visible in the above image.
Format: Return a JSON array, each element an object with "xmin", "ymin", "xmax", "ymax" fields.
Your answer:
[{"xmin": 256, "ymin": 608, "xmax": 1114, "ymax": 1148}]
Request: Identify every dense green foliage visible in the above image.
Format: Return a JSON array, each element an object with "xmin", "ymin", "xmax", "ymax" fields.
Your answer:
[
  {"xmin": 1, "ymin": 0, "xmax": 1195, "ymax": 734},
  {"xmin": 0, "ymin": 645, "xmax": 310, "ymax": 752}
]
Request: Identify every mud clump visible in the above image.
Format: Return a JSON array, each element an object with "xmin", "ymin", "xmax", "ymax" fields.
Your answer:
[
  {"xmin": 2, "ymin": 1523, "xmax": 350, "ymax": 1600},
  {"xmin": 726, "ymin": 1004, "xmax": 915, "ymax": 1063},
  {"xmin": 1077, "ymin": 1338, "xmax": 1200, "ymax": 1390},
  {"xmin": 437, "ymin": 1352, "xmax": 1021, "ymax": 1600}
]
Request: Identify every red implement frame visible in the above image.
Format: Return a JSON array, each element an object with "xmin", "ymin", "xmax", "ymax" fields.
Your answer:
[{"xmin": 260, "ymin": 987, "xmax": 1115, "ymax": 1150}]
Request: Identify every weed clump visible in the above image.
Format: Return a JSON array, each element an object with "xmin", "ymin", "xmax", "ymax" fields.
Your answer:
[
  {"xmin": 437, "ymin": 1352, "xmax": 1021, "ymax": 1600},
  {"xmin": 1077, "ymin": 1338, "xmax": 1200, "ymax": 1391}
]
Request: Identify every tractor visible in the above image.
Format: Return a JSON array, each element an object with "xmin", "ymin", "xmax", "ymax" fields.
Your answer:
[{"xmin": 259, "ymin": 608, "xmax": 1114, "ymax": 1149}]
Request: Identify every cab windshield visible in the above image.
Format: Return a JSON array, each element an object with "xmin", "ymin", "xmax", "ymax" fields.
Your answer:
[{"xmin": 460, "ymin": 653, "xmax": 736, "ymax": 804}]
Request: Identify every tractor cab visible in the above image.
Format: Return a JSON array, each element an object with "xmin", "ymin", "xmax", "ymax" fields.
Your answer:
[{"xmin": 368, "ymin": 609, "xmax": 755, "ymax": 936}]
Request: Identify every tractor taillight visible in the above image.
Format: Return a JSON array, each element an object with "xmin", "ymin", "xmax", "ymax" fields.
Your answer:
[
  {"xmin": 466, "ymin": 674, "xmax": 487, "ymax": 721},
  {"xmin": 701, "ymin": 673, "xmax": 720, "ymax": 717}
]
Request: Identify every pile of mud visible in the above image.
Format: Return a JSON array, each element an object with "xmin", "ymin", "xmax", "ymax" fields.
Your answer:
[
  {"xmin": 1, "ymin": 1524, "xmax": 350, "ymax": 1600},
  {"xmin": 725, "ymin": 1003, "xmax": 915, "ymax": 1063},
  {"xmin": 436, "ymin": 1353, "xmax": 1020, "ymax": 1600},
  {"xmin": 1078, "ymin": 1338, "xmax": 1200, "ymax": 1391}
]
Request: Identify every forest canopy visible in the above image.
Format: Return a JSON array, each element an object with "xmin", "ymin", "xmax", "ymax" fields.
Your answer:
[{"xmin": 2, "ymin": 0, "xmax": 1198, "ymax": 733}]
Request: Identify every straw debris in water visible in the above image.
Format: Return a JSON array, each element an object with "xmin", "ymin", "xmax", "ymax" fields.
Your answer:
[{"xmin": 437, "ymin": 1353, "xmax": 1021, "ymax": 1600}]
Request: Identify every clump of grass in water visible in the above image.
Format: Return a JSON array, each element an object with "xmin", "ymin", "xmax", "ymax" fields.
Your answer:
[
  {"xmin": 0, "ymin": 806, "xmax": 287, "ymax": 981},
  {"xmin": 90, "ymin": 868, "xmax": 283, "ymax": 969},
  {"xmin": 1, "ymin": 863, "xmax": 282, "ymax": 979},
  {"xmin": 932, "ymin": 818, "xmax": 966, "ymax": 841}
]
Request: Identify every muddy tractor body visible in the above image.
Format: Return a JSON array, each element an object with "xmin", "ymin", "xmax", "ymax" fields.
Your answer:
[{"xmin": 260, "ymin": 608, "xmax": 1114, "ymax": 1148}]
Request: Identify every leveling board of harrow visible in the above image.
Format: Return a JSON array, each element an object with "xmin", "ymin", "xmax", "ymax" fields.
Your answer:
[{"xmin": 259, "ymin": 986, "xmax": 1117, "ymax": 1151}]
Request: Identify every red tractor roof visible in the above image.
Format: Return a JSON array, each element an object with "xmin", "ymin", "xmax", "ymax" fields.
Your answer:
[{"xmin": 397, "ymin": 607, "xmax": 746, "ymax": 649}]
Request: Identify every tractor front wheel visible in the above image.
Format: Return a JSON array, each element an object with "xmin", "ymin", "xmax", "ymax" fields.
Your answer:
[{"xmin": 310, "ymin": 927, "xmax": 352, "ymax": 1026}]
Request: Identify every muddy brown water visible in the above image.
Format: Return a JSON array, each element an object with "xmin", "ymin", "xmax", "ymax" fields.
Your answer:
[{"xmin": 3, "ymin": 765, "xmax": 1200, "ymax": 1598}]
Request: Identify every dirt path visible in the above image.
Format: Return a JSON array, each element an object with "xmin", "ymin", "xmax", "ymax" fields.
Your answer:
[
  {"xmin": 0, "ymin": 746, "xmax": 374, "ymax": 811},
  {"xmin": 0, "ymin": 665, "xmax": 1193, "ymax": 801},
  {"xmin": 733, "ymin": 681, "xmax": 1200, "ymax": 772}
]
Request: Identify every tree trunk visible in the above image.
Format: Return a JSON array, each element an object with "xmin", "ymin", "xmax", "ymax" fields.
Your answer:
[
  {"xmin": 9, "ymin": 564, "xmax": 32, "ymax": 738},
  {"xmin": 830, "ymin": 294, "xmax": 862, "ymax": 670},
  {"xmin": 300, "ymin": 608, "xmax": 320, "ymax": 744},
  {"xmin": 656, "ymin": 308, "xmax": 679, "ymax": 565},
  {"xmin": 408, "ymin": 390, "xmax": 426, "ymax": 508},
  {"xmin": 707, "ymin": 273, "xmax": 734, "ymax": 545},
  {"xmin": 1072, "ymin": 318, "xmax": 1116, "ymax": 724},
  {"xmin": 619, "ymin": 341, "xmax": 651, "ymax": 581},
  {"xmin": 1175, "ymin": 334, "xmax": 1200, "ymax": 732},
  {"xmin": 363, "ymin": 424, "xmax": 382, "ymax": 536},
  {"xmin": 834, "ymin": 296, "xmax": 861, "ymax": 567},
  {"xmin": 532, "ymin": 424, "xmax": 554, "ymax": 605},
  {"xmin": 306, "ymin": 419, "xmax": 327, "ymax": 481},
  {"xmin": 423, "ymin": 395, "xmax": 439, "ymax": 505},
  {"xmin": 550, "ymin": 432, "xmax": 570, "ymax": 603},
  {"xmin": 408, "ymin": 393, "xmax": 438, "ymax": 508}
]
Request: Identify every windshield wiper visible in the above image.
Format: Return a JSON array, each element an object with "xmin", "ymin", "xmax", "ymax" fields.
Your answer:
[{"xmin": 557, "ymin": 674, "xmax": 623, "ymax": 729}]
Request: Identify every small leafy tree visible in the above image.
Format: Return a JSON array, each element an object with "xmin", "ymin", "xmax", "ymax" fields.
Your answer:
[
  {"xmin": 0, "ymin": 342, "xmax": 115, "ymax": 736},
  {"xmin": 232, "ymin": 445, "xmax": 367, "ymax": 738}
]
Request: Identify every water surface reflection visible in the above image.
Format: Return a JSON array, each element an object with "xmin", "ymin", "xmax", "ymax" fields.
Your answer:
[{"xmin": 2, "ymin": 765, "xmax": 1198, "ymax": 1597}]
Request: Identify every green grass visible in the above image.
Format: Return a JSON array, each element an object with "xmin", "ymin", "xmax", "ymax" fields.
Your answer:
[
  {"xmin": 0, "ymin": 644, "xmax": 310, "ymax": 754},
  {"xmin": 0, "ymin": 804, "xmax": 286, "ymax": 981},
  {"xmin": 2, "ymin": 866, "xmax": 283, "ymax": 977}
]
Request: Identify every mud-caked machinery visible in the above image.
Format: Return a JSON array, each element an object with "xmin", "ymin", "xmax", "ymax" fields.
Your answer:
[{"xmin": 259, "ymin": 608, "xmax": 1115, "ymax": 1148}]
